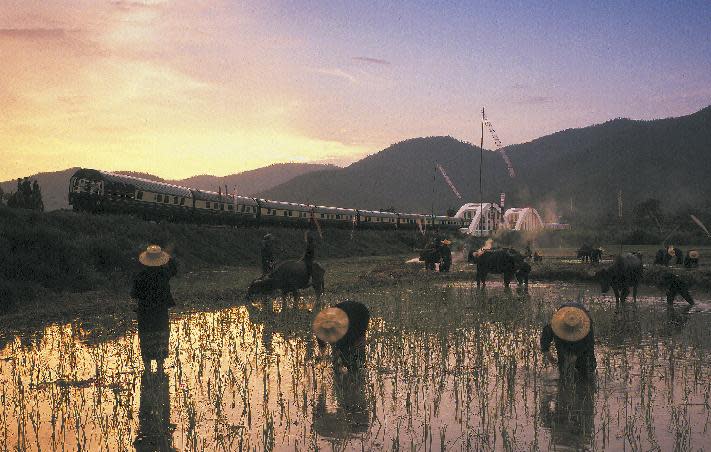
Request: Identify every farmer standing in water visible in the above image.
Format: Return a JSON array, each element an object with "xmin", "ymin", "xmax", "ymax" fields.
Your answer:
[
  {"xmin": 131, "ymin": 244, "xmax": 177, "ymax": 373},
  {"xmin": 540, "ymin": 302, "xmax": 596, "ymax": 380},
  {"xmin": 303, "ymin": 217, "xmax": 319, "ymax": 285}
]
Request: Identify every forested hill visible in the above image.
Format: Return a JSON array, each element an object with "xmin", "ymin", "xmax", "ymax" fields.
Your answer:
[
  {"xmin": 260, "ymin": 106, "xmax": 711, "ymax": 221},
  {"xmin": 258, "ymin": 137, "xmax": 511, "ymax": 214}
]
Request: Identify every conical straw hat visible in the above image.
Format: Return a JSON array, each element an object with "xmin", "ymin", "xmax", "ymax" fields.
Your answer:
[
  {"xmin": 312, "ymin": 307, "xmax": 349, "ymax": 344},
  {"xmin": 689, "ymin": 250, "xmax": 699, "ymax": 259},
  {"xmin": 138, "ymin": 244, "xmax": 170, "ymax": 267},
  {"xmin": 551, "ymin": 306, "xmax": 591, "ymax": 342}
]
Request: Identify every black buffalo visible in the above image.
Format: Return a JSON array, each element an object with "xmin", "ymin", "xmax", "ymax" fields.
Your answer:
[
  {"xmin": 419, "ymin": 247, "xmax": 441, "ymax": 271},
  {"xmin": 595, "ymin": 253, "xmax": 643, "ymax": 304},
  {"xmin": 247, "ymin": 260, "xmax": 325, "ymax": 306},
  {"xmin": 577, "ymin": 245, "xmax": 602, "ymax": 264},
  {"xmin": 469, "ymin": 248, "xmax": 530, "ymax": 288}
]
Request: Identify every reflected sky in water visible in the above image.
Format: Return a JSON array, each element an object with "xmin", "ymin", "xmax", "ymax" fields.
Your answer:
[{"xmin": 1, "ymin": 281, "xmax": 710, "ymax": 451}]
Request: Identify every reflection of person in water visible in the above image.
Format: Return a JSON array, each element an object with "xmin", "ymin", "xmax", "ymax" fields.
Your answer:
[
  {"xmin": 134, "ymin": 368, "xmax": 175, "ymax": 452},
  {"xmin": 312, "ymin": 361, "xmax": 370, "ymax": 440},
  {"xmin": 540, "ymin": 302, "xmax": 596, "ymax": 380},
  {"xmin": 539, "ymin": 379, "xmax": 595, "ymax": 450},
  {"xmin": 131, "ymin": 245, "xmax": 177, "ymax": 372},
  {"xmin": 312, "ymin": 300, "xmax": 370, "ymax": 373}
]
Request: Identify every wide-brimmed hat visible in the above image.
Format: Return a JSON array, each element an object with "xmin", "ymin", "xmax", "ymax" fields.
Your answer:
[
  {"xmin": 138, "ymin": 244, "xmax": 170, "ymax": 267},
  {"xmin": 312, "ymin": 307, "xmax": 349, "ymax": 343},
  {"xmin": 442, "ymin": 239, "xmax": 452, "ymax": 245},
  {"xmin": 551, "ymin": 306, "xmax": 591, "ymax": 342}
]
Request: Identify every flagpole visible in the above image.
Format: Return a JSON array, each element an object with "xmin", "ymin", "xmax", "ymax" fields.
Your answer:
[{"xmin": 480, "ymin": 107, "xmax": 484, "ymax": 237}]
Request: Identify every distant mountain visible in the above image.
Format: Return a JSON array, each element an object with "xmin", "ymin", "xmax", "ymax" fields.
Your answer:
[
  {"xmin": 1, "ymin": 163, "xmax": 335, "ymax": 211},
  {"xmin": 171, "ymin": 163, "xmax": 335, "ymax": 194},
  {"xmin": 260, "ymin": 106, "xmax": 711, "ymax": 221},
  {"xmin": 258, "ymin": 137, "xmax": 510, "ymax": 213}
]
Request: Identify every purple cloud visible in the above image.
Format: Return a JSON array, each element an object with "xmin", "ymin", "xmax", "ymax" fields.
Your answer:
[{"xmin": 352, "ymin": 56, "xmax": 391, "ymax": 66}]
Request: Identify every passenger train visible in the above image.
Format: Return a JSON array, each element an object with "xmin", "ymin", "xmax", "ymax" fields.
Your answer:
[{"xmin": 68, "ymin": 168, "xmax": 466, "ymax": 231}]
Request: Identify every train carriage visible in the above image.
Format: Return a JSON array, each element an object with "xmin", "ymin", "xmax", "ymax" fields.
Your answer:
[
  {"xmin": 312, "ymin": 206, "xmax": 358, "ymax": 229},
  {"xmin": 257, "ymin": 199, "xmax": 313, "ymax": 227},
  {"xmin": 358, "ymin": 209, "xmax": 398, "ymax": 229},
  {"xmin": 191, "ymin": 190, "xmax": 258, "ymax": 225},
  {"xmin": 69, "ymin": 169, "xmax": 192, "ymax": 220}
]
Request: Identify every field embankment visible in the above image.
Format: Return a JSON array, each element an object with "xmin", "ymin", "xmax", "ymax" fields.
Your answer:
[{"xmin": 0, "ymin": 207, "xmax": 433, "ymax": 311}]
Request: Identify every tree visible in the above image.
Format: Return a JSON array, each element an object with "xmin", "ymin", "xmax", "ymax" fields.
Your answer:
[
  {"xmin": 6, "ymin": 178, "xmax": 44, "ymax": 211},
  {"xmin": 633, "ymin": 198, "xmax": 664, "ymax": 233}
]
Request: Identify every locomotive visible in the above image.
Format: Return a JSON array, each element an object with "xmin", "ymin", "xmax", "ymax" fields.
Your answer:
[{"xmin": 68, "ymin": 168, "xmax": 466, "ymax": 231}]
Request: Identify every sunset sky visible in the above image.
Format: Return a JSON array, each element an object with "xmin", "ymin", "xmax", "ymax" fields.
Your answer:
[{"xmin": 1, "ymin": 0, "xmax": 709, "ymax": 180}]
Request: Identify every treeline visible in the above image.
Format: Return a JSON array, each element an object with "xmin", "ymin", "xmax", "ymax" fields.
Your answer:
[{"xmin": 1, "ymin": 178, "xmax": 44, "ymax": 211}]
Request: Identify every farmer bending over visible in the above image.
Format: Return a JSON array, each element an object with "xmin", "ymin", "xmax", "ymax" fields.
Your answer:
[
  {"xmin": 313, "ymin": 300, "xmax": 370, "ymax": 373},
  {"xmin": 541, "ymin": 302, "xmax": 596, "ymax": 380}
]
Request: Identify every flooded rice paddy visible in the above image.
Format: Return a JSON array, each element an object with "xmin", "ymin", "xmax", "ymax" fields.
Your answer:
[{"xmin": 1, "ymin": 281, "xmax": 711, "ymax": 451}]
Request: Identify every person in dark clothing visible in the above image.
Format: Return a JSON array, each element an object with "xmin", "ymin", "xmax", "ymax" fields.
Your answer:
[
  {"xmin": 658, "ymin": 273, "xmax": 694, "ymax": 305},
  {"xmin": 533, "ymin": 251, "xmax": 543, "ymax": 262},
  {"xmin": 260, "ymin": 233, "xmax": 275, "ymax": 275},
  {"xmin": 131, "ymin": 245, "xmax": 177, "ymax": 372},
  {"xmin": 303, "ymin": 219, "xmax": 318, "ymax": 284},
  {"xmin": 684, "ymin": 250, "xmax": 699, "ymax": 268},
  {"xmin": 313, "ymin": 300, "xmax": 370, "ymax": 373},
  {"xmin": 524, "ymin": 242, "xmax": 533, "ymax": 260},
  {"xmin": 540, "ymin": 302, "xmax": 596, "ymax": 380},
  {"xmin": 133, "ymin": 367, "xmax": 175, "ymax": 451},
  {"xmin": 439, "ymin": 240, "xmax": 452, "ymax": 272}
]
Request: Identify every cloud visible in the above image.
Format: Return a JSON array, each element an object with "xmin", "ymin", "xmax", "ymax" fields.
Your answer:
[
  {"xmin": 0, "ymin": 28, "xmax": 76, "ymax": 40},
  {"xmin": 110, "ymin": 1, "xmax": 167, "ymax": 12},
  {"xmin": 352, "ymin": 56, "xmax": 391, "ymax": 66},
  {"xmin": 516, "ymin": 95, "xmax": 553, "ymax": 105},
  {"xmin": 312, "ymin": 68, "xmax": 358, "ymax": 84}
]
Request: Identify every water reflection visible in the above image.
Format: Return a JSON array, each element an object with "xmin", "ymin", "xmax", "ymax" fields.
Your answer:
[
  {"xmin": 539, "ymin": 378, "xmax": 596, "ymax": 450},
  {"xmin": 134, "ymin": 368, "xmax": 175, "ymax": 452},
  {"xmin": 1, "ymin": 281, "xmax": 710, "ymax": 450}
]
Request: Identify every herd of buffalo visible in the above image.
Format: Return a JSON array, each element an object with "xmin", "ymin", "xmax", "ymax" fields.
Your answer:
[{"xmin": 244, "ymin": 235, "xmax": 701, "ymax": 308}]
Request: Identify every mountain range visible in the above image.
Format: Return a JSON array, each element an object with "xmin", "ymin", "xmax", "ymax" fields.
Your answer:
[
  {"xmin": 259, "ymin": 106, "xmax": 711, "ymax": 222},
  {"xmin": 3, "ymin": 106, "xmax": 709, "ymax": 221}
]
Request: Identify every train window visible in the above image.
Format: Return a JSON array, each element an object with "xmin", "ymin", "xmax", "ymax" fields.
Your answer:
[
  {"xmin": 220, "ymin": 203, "xmax": 224, "ymax": 210},
  {"xmin": 180, "ymin": 198, "xmax": 185, "ymax": 205},
  {"xmin": 283, "ymin": 211, "xmax": 288, "ymax": 216},
  {"xmin": 228, "ymin": 204, "xmax": 233, "ymax": 210},
  {"xmin": 206, "ymin": 201, "xmax": 211, "ymax": 208},
  {"xmin": 173, "ymin": 196, "xmax": 179, "ymax": 204},
  {"xmin": 156, "ymin": 194, "xmax": 163, "ymax": 202},
  {"xmin": 136, "ymin": 191, "xmax": 143, "ymax": 200}
]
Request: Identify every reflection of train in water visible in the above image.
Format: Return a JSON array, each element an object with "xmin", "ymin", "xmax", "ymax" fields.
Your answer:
[{"xmin": 68, "ymin": 168, "xmax": 466, "ymax": 230}]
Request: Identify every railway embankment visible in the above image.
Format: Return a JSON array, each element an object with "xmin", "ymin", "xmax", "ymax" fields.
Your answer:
[{"xmin": 0, "ymin": 206, "xmax": 432, "ymax": 311}]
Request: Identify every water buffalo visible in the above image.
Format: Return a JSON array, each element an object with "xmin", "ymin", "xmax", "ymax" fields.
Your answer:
[
  {"xmin": 595, "ymin": 253, "xmax": 643, "ymax": 304},
  {"xmin": 247, "ymin": 260, "xmax": 325, "ymax": 307},
  {"xmin": 419, "ymin": 247, "xmax": 441, "ymax": 271},
  {"xmin": 469, "ymin": 248, "xmax": 528, "ymax": 288}
]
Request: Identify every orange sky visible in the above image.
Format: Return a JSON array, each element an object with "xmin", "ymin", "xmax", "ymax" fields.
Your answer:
[{"xmin": 2, "ymin": 0, "xmax": 709, "ymax": 180}]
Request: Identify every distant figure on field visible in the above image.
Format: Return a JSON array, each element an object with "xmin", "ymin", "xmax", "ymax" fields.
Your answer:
[
  {"xmin": 524, "ymin": 242, "xmax": 533, "ymax": 260},
  {"xmin": 657, "ymin": 273, "xmax": 694, "ymax": 305},
  {"xmin": 313, "ymin": 300, "xmax": 370, "ymax": 373},
  {"xmin": 533, "ymin": 251, "xmax": 543, "ymax": 263},
  {"xmin": 303, "ymin": 219, "xmax": 319, "ymax": 284},
  {"xmin": 260, "ymin": 233, "xmax": 275, "ymax": 275},
  {"xmin": 439, "ymin": 240, "xmax": 452, "ymax": 272},
  {"xmin": 654, "ymin": 248, "xmax": 671, "ymax": 266},
  {"xmin": 684, "ymin": 250, "xmax": 699, "ymax": 268},
  {"xmin": 131, "ymin": 245, "xmax": 177, "ymax": 372},
  {"xmin": 671, "ymin": 246, "xmax": 683, "ymax": 265},
  {"xmin": 540, "ymin": 302, "xmax": 596, "ymax": 379},
  {"xmin": 590, "ymin": 248, "xmax": 602, "ymax": 264}
]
